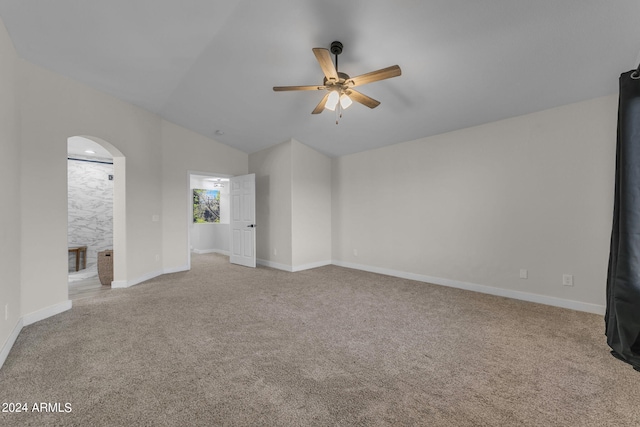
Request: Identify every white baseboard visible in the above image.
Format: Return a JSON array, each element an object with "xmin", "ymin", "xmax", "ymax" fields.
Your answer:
[
  {"xmin": 256, "ymin": 259, "xmax": 332, "ymax": 273},
  {"xmin": 164, "ymin": 264, "xmax": 190, "ymax": 274},
  {"xmin": 257, "ymin": 259, "xmax": 293, "ymax": 272},
  {"xmin": 193, "ymin": 248, "xmax": 229, "ymax": 256},
  {"xmin": 111, "ymin": 264, "xmax": 191, "ymax": 288},
  {"xmin": 292, "ymin": 260, "xmax": 332, "ymax": 272},
  {"xmin": 23, "ymin": 300, "xmax": 73, "ymax": 326},
  {"xmin": 2, "ymin": 300, "xmax": 73, "ymax": 370},
  {"xmin": 111, "ymin": 269, "xmax": 163, "ymax": 288},
  {"xmin": 0, "ymin": 318, "xmax": 23, "ymax": 370},
  {"xmin": 107, "ymin": 259, "xmax": 606, "ymax": 314},
  {"xmin": 332, "ymin": 260, "xmax": 606, "ymax": 315}
]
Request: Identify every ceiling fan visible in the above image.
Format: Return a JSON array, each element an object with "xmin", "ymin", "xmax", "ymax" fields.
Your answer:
[{"xmin": 273, "ymin": 41, "xmax": 401, "ymax": 122}]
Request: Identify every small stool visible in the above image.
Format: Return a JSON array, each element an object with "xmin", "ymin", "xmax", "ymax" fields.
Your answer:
[{"xmin": 68, "ymin": 245, "xmax": 87, "ymax": 272}]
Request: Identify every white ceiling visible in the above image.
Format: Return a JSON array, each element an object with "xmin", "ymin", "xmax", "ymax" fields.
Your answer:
[
  {"xmin": 67, "ymin": 136, "xmax": 113, "ymax": 160},
  {"xmin": 2, "ymin": 1, "xmax": 639, "ymax": 157}
]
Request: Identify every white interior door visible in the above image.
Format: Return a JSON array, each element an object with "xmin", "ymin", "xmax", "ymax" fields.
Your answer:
[{"xmin": 230, "ymin": 173, "xmax": 256, "ymax": 267}]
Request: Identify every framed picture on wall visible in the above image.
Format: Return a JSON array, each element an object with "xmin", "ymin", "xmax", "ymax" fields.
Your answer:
[{"xmin": 193, "ymin": 189, "xmax": 220, "ymax": 223}]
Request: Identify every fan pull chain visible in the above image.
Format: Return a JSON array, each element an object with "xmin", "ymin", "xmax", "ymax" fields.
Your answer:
[{"xmin": 335, "ymin": 51, "xmax": 341, "ymax": 124}]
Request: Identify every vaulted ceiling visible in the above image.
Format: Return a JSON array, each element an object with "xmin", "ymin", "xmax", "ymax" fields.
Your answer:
[{"xmin": 1, "ymin": 1, "xmax": 639, "ymax": 157}]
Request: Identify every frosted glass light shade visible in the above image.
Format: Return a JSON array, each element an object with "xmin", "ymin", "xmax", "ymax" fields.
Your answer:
[
  {"xmin": 325, "ymin": 91, "xmax": 340, "ymax": 111},
  {"xmin": 340, "ymin": 94, "xmax": 352, "ymax": 109}
]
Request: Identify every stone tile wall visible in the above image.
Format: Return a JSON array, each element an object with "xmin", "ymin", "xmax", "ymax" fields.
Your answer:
[{"xmin": 67, "ymin": 159, "xmax": 113, "ymax": 270}]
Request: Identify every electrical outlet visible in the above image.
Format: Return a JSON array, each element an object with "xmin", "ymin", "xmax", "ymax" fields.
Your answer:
[
  {"xmin": 520, "ymin": 269, "xmax": 528, "ymax": 279},
  {"xmin": 273, "ymin": 247, "xmax": 277, "ymax": 256},
  {"xmin": 563, "ymin": 274, "xmax": 574, "ymax": 286},
  {"xmin": 5, "ymin": 304, "xmax": 8, "ymax": 321},
  {"xmin": 353, "ymin": 249, "xmax": 358, "ymax": 256},
  {"xmin": 155, "ymin": 254, "xmax": 160, "ymax": 262}
]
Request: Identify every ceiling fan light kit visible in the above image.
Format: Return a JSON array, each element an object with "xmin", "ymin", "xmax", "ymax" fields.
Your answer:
[
  {"xmin": 340, "ymin": 93, "xmax": 353, "ymax": 109},
  {"xmin": 273, "ymin": 41, "xmax": 401, "ymax": 124},
  {"xmin": 325, "ymin": 91, "xmax": 340, "ymax": 111}
]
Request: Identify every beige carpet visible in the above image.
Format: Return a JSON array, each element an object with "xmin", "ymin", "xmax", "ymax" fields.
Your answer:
[{"xmin": 1, "ymin": 253, "xmax": 639, "ymax": 426}]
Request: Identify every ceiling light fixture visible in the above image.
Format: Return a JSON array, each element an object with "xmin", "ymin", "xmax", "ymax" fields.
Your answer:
[
  {"xmin": 84, "ymin": 150, "xmax": 96, "ymax": 154},
  {"xmin": 325, "ymin": 91, "xmax": 340, "ymax": 111},
  {"xmin": 273, "ymin": 41, "xmax": 401, "ymax": 125},
  {"xmin": 206, "ymin": 177, "xmax": 229, "ymax": 188},
  {"xmin": 340, "ymin": 93, "xmax": 352, "ymax": 109}
]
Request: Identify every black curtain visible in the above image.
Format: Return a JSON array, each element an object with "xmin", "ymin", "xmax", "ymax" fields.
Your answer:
[{"xmin": 606, "ymin": 69, "xmax": 640, "ymax": 370}]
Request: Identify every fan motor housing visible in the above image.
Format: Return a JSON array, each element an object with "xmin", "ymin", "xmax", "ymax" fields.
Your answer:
[
  {"xmin": 330, "ymin": 41, "xmax": 343, "ymax": 55},
  {"xmin": 324, "ymin": 72, "xmax": 350, "ymax": 87}
]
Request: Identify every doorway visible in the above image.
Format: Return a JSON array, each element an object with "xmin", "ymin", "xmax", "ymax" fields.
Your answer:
[
  {"xmin": 188, "ymin": 172, "xmax": 231, "ymax": 266},
  {"xmin": 67, "ymin": 136, "xmax": 125, "ymax": 299},
  {"xmin": 187, "ymin": 172, "xmax": 256, "ymax": 270}
]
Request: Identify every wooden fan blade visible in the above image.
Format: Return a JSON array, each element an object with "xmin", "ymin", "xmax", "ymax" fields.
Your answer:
[
  {"xmin": 346, "ymin": 89, "xmax": 380, "ymax": 109},
  {"xmin": 273, "ymin": 85, "xmax": 325, "ymax": 91},
  {"xmin": 312, "ymin": 92, "xmax": 330, "ymax": 114},
  {"xmin": 348, "ymin": 65, "xmax": 401, "ymax": 87},
  {"xmin": 312, "ymin": 48, "xmax": 338, "ymax": 81}
]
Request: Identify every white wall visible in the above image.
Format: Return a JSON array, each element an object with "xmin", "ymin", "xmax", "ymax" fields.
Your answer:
[
  {"xmin": 249, "ymin": 139, "xmax": 332, "ymax": 271},
  {"xmin": 0, "ymin": 17, "xmax": 21, "ymax": 363},
  {"xmin": 332, "ymin": 95, "xmax": 617, "ymax": 312},
  {"xmin": 67, "ymin": 159, "xmax": 114, "ymax": 268},
  {"xmin": 0, "ymin": 15, "xmax": 250, "ymax": 366},
  {"xmin": 17, "ymin": 59, "xmax": 164, "ymax": 313},
  {"xmin": 191, "ymin": 225, "xmax": 230, "ymax": 255},
  {"xmin": 291, "ymin": 139, "xmax": 332, "ymax": 269},
  {"xmin": 249, "ymin": 140, "xmax": 293, "ymax": 268},
  {"xmin": 161, "ymin": 121, "xmax": 247, "ymax": 272},
  {"xmin": 12, "ymin": 59, "xmax": 248, "ymax": 321}
]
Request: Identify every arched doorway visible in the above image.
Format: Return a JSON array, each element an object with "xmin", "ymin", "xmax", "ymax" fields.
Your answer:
[{"xmin": 67, "ymin": 136, "xmax": 126, "ymax": 298}]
